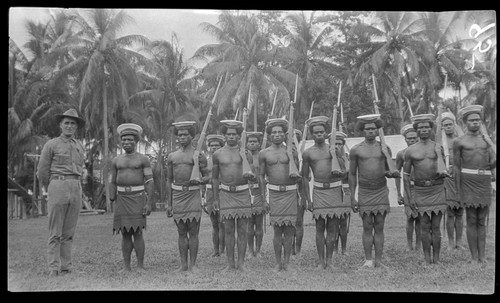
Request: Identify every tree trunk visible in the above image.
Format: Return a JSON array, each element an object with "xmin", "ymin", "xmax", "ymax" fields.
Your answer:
[{"xmin": 103, "ymin": 79, "xmax": 111, "ymax": 213}]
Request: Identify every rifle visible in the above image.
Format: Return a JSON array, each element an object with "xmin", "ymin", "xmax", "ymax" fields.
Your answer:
[
  {"xmin": 330, "ymin": 81, "xmax": 344, "ymax": 176},
  {"xmin": 300, "ymin": 101, "xmax": 315, "ymax": 157},
  {"xmin": 262, "ymin": 89, "xmax": 278, "ymax": 149},
  {"xmin": 241, "ymin": 85, "xmax": 256, "ymax": 180},
  {"xmin": 287, "ymin": 74, "xmax": 301, "ymax": 179},
  {"xmin": 405, "ymin": 97, "xmax": 414, "ymax": 117},
  {"xmin": 189, "ymin": 76, "xmax": 223, "ymax": 183},
  {"xmin": 434, "ymin": 73, "xmax": 449, "ymax": 175},
  {"xmin": 371, "ymin": 74, "xmax": 398, "ymax": 175},
  {"xmin": 339, "ymin": 102, "xmax": 350, "ymax": 154}
]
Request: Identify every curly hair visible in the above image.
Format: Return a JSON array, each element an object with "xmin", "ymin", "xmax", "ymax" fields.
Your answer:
[
  {"xmin": 308, "ymin": 123, "xmax": 330, "ymax": 136},
  {"xmin": 356, "ymin": 119, "xmax": 384, "ymax": 131},
  {"xmin": 412, "ymin": 121, "xmax": 434, "ymax": 131},
  {"xmin": 265, "ymin": 123, "xmax": 288, "ymax": 135},
  {"xmin": 173, "ymin": 126, "xmax": 196, "ymax": 137},
  {"xmin": 221, "ymin": 125, "xmax": 243, "ymax": 135}
]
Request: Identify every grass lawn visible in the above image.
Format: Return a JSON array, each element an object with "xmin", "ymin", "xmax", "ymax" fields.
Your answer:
[{"xmin": 7, "ymin": 195, "xmax": 496, "ymax": 293}]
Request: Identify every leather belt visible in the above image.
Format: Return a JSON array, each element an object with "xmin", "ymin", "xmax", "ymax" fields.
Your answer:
[
  {"xmin": 50, "ymin": 175, "xmax": 80, "ymax": 181},
  {"xmin": 117, "ymin": 185, "xmax": 145, "ymax": 192},
  {"xmin": 220, "ymin": 183, "xmax": 249, "ymax": 192},
  {"xmin": 413, "ymin": 179, "xmax": 444, "ymax": 187},
  {"xmin": 461, "ymin": 168, "xmax": 492, "ymax": 176},
  {"xmin": 268, "ymin": 184, "xmax": 297, "ymax": 192},
  {"xmin": 171, "ymin": 184, "xmax": 200, "ymax": 191},
  {"xmin": 313, "ymin": 181, "xmax": 342, "ymax": 189}
]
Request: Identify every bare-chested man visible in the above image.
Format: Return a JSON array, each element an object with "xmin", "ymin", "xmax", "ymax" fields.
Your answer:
[
  {"xmin": 212, "ymin": 120, "xmax": 255, "ymax": 271},
  {"xmin": 395, "ymin": 124, "xmax": 421, "ymax": 251},
  {"xmin": 110, "ymin": 123, "xmax": 154, "ymax": 272},
  {"xmin": 258, "ymin": 118, "xmax": 300, "ymax": 272},
  {"xmin": 166, "ymin": 121, "xmax": 208, "ymax": 272},
  {"xmin": 334, "ymin": 131, "xmax": 352, "ymax": 256},
  {"xmin": 203, "ymin": 134, "xmax": 225, "ymax": 257},
  {"xmin": 440, "ymin": 112, "xmax": 465, "ymax": 250},
  {"xmin": 292, "ymin": 129, "xmax": 306, "ymax": 257},
  {"xmin": 349, "ymin": 114, "xmax": 394, "ymax": 268},
  {"xmin": 404, "ymin": 114, "xmax": 449, "ymax": 265},
  {"xmin": 246, "ymin": 132, "xmax": 265, "ymax": 258},
  {"xmin": 302, "ymin": 116, "xmax": 348, "ymax": 270},
  {"xmin": 454, "ymin": 105, "xmax": 496, "ymax": 265}
]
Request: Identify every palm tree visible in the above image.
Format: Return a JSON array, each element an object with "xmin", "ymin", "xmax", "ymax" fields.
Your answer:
[
  {"xmin": 59, "ymin": 8, "xmax": 150, "ymax": 212},
  {"xmin": 129, "ymin": 35, "xmax": 193, "ymax": 204},
  {"xmin": 193, "ymin": 11, "xmax": 294, "ymax": 131}
]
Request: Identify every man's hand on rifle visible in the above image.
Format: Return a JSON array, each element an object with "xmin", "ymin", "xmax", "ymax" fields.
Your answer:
[{"xmin": 397, "ymin": 193, "xmax": 404, "ymax": 206}]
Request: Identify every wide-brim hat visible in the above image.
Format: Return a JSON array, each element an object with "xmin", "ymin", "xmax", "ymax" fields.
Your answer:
[
  {"xmin": 458, "ymin": 105, "xmax": 483, "ymax": 120},
  {"xmin": 55, "ymin": 108, "xmax": 85, "ymax": 127},
  {"xmin": 335, "ymin": 131, "xmax": 347, "ymax": 139},
  {"xmin": 411, "ymin": 113, "xmax": 435, "ymax": 124},
  {"xmin": 220, "ymin": 120, "xmax": 243, "ymax": 128},
  {"xmin": 247, "ymin": 131, "xmax": 263, "ymax": 139},
  {"xmin": 207, "ymin": 134, "xmax": 225, "ymax": 145},
  {"xmin": 265, "ymin": 118, "xmax": 288, "ymax": 129},
  {"xmin": 441, "ymin": 111, "xmax": 456, "ymax": 123},
  {"xmin": 117, "ymin": 123, "xmax": 143, "ymax": 138},
  {"xmin": 172, "ymin": 121, "xmax": 197, "ymax": 130},
  {"xmin": 400, "ymin": 124, "xmax": 416, "ymax": 136},
  {"xmin": 357, "ymin": 114, "xmax": 381, "ymax": 123},
  {"xmin": 305, "ymin": 115, "xmax": 329, "ymax": 128}
]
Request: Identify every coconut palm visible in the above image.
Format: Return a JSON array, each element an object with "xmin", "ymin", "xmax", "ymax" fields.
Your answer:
[
  {"xmin": 58, "ymin": 8, "xmax": 150, "ymax": 212},
  {"xmin": 193, "ymin": 11, "xmax": 294, "ymax": 131}
]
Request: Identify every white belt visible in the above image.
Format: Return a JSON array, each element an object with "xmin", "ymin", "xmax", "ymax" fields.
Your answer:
[
  {"xmin": 220, "ymin": 183, "xmax": 249, "ymax": 192},
  {"xmin": 461, "ymin": 168, "xmax": 492, "ymax": 176},
  {"xmin": 249, "ymin": 183, "xmax": 259, "ymax": 189},
  {"xmin": 268, "ymin": 184, "xmax": 297, "ymax": 192},
  {"xmin": 171, "ymin": 184, "xmax": 200, "ymax": 191},
  {"xmin": 205, "ymin": 184, "xmax": 221, "ymax": 189},
  {"xmin": 313, "ymin": 181, "xmax": 342, "ymax": 189},
  {"xmin": 117, "ymin": 185, "xmax": 144, "ymax": 192},
  {"xmin": 342, "ymin": 183, "xmax": 349, "ymax": 188}
]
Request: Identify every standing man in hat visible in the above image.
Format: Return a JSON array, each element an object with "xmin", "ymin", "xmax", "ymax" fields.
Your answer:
[
  {"xmin": 246, "ymin": 131, "xmax": 265, "ymax": 258},
  {"xmin": 203, "ymin": 134, "xmax": 226, "ymax": 257},
  {"xmin": 302, "ymin": 116, "xmax": 349, "ymax": 270},
  {"xmin": 404, "ymin": 114, "xmax": 449, "ymax": 264},
  {"xmin": 258, "ymin": 118, "xmax": 300, "ymax": 272},
  {"xmin": 212, "ymin": 120, "xmax": 255, "ymax": 271},
  {"xmin": 166, "ymin": 121, "xmax": 208, "ymax": 272},
  {"xmin": 453, "ymin": 105, "xmax": 496, "ymax": 265},
  {"xmin": 395, "ymin": 124, "xmax": 421, "ymax": 251},
  {"xmin": 110, "ymin": 123, "xmax": 154, "ymax": 272},
  {"xmin": 37, "ymin": 108, "xmax": 86, "ymax": 277},
  {"xmin": 334, "ymin": 131, "xmax": 352, "ymax": 256},
  {"xmin": 441, "ymin": 112, "xmax": 465, "ymax": 250},
  {"xmin": 349, "ymin": 114, "xmax": 394, "ymax": 268}
]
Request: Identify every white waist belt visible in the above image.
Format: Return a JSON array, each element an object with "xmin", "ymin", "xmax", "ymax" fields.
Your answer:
[
  {"xmin": 171, "ymin": 184, "xmax": 200, "ymax": 191},
  {"xmin": 461, "ymin": 168, "xmax": 492, "ymax": 176},
  {"xmin": 249, "ymin": 183, "xmax": 259, "ymax": 189},
  {"xmin": 117, "ymin": 185, "xmax": 144, "ymax": 192},
  {"xmin": 313, "ymin": 181, "xmax": 342, "ymax": 189},
  {"xmin": 268, "ymin": 184, "xmax": 297, "ymax": 191},
  {"xmin": 220, "ymin": 183, "xmax": 249, "ymax": 192},
  {"xmin": 342, "ymin": 183, "xmax": 349, "ymax": 188}
]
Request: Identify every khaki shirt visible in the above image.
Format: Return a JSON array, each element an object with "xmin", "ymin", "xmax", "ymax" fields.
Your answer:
[{"xmin": 37, "ymin": 135, "xmax": 85, "ymax": 188}]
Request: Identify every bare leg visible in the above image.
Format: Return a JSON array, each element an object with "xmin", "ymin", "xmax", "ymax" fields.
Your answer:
[
  {"xmin": 465, "ymin": 207, "xmax": 479, "ymax": 262},
  {"xmin": 430, "ymin": 212, "xmax": 443, "ymax": 264},
  {"xmin": 361, "ymin": 213, "xmax": 374, "ymax": 264},
  {"xmin": 210, "ymin": 212, "xmax": 220, "ymax": 257},
  {"xmin": 236, "ymin": 217, "xmax": 249, "ymax": 271},
  {"xmin": 175, "ymin": 221, "xmax": 189, "ymax": 271},
  {"xmin": 315, "ymin": 217, "xmax": 326, "ymax": 269},
  {"xmin": 282, "ymin": 225, "xmax": 295, "ymax": 271},
  {"xmin": 294, "ymin": 201, "xmax": 305, "ymax": 255},
  {"xmin": 415, "ymin": 216, "xmax": 422, "ymax": 250},
  {"xmin": 121, "ymin": 230, "xmax": 133, "ymax": 271},
  {"xmin": 477, "ymin": 206, "xmax": 489, "ymax": 263},
  {"xmin": 455, "ymin": 207, "xmax": 465, "ymax": 249},
  {"xmin": 132, "ymin": 229, "xmax": 145, "ymax": 270},
  {"xmin": 273, "ymin": 225, "xmax": 283, "ymax": 271},
  {"xmin": 446, "ymin": 206, "xmax": 456, "ymax": 249},
  {"xmin": 254, "ymin": 213, "xmax": 264, "ymax": 256},
  {"xmin": 373, "ymin": 212, "xmax": 386, "ymax": 267},
  {"xmin": 406, "ymin": 216, "xmax": 415, "ymax": 250},
  {"xmin": 339, "ymin": 214, "xmax": 349, "ymax": 255},
  {"xmin": 224, "ymin": 217, "xmax": 236, "ymax": 270},
  {"xmin": 247, "ymin": 215, "xmax": 255, "ymax": 257},
  {"xmin": 188, "ymin": 218, "xmax": 200, "ymax": 271},
  {"xmin": 325, "ymin": 216, "xmax": 337, "ymax": 269},
  {"xmin": 219, "ymin": 216, "xmax": 225, "ymax": 254},
  {"xmin": 420, "ymin": 213, "xmax": 432, "ymax": 264}
]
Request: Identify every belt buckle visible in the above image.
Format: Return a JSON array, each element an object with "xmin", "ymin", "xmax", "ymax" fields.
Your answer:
[
  {"xmin": 279, "ymin": 185, "xmax": 286, "ymax": 192},
  {"xmin": 478, "ymin": 169, "xmax": 485, "ymax": 175},
  {"xmin": 182, "ymin": 185, "xmax": 189, "ymax": 191},
  {"xmin": 249, "ymin": 183, "xmax": 254, "ymax": 189},
  {"xmin": 323, "ymin": 182, "xmax": 330, "ymax": 189},
  {"xmin": 230, "ymin": 185, "xmax": 236, "ymax": 192},
  {"xmin": 125, "ymin": 186, "xmax": 131, "ymax": 192},
  {"xmin": 424, "ymin": 180, "xmax": 431, "ymax": 186}
]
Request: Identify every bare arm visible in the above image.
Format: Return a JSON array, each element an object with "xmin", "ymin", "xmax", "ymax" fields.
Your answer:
[
  {"xmin": 452, "ymin": 139, "xmax": 462, "ymax": 199},
  {"xmin": 166, "ymin": 154, "xmax": 173, "ymax": 217},
  {"xmin": 403, "ymin": 150, "xmax": 414, "ymax": 209},
  {"xmin": 348, "ymin": 149, "xmax": 358, "ymax": 212},
  {"xmin": 394, "ymin": 151, "xmax": 404, "ymax": 204},
  {"xmin": 301, "ymin": 151, "xmax": 312, "ymax": 210},
  {"xmin": 109, "ymin": 158, "xmax": 118, "ymax": 202},
  {"xmin": 212, "ymin": 152, "xmax": 220, "ymax": 211},
  {"xmin": 258, "ymin": 150, "xmax": 269, "ymax": 211},
  {"xmin": 143, "ymin": 156, "xmax": 154, "ymax": 215}
]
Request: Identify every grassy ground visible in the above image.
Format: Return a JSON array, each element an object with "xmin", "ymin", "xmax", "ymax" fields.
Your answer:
[{"xmin": 7, "ymin": 195, "xmax": 496, "ymax": 293}]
